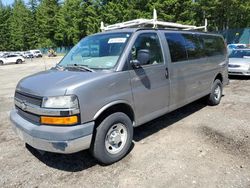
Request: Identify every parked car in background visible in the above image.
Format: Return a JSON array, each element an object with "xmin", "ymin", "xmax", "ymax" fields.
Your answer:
[
  {"xmin": 227, "ymin": 44, "xmax": 247, "ymax": 55},
  {"xmin": 0, "ymin": 54, "xmax": 25, "ymax": 65},
  {"xmin": 23, "ymin": 51, "xmax": 34, "ymax": 58},
  {"xmin": 0, "ymin": 52, "xmax": 9, "ymax": 57},
  {"xmin": 13, "ymin": 52, "xmax": 25, "ymax": 58},
  {"xmin": 228, "ymin": 49, "xmax": 250, "ymax": 76},
  {"xmin": 30, "ymin": 50, "xmax": 42, "ymax": 58}
]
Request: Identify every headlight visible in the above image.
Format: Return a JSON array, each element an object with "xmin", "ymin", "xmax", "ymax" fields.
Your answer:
[{"xmin": 42, "ymin": 95, "xmax": 79, "ymax": 109}]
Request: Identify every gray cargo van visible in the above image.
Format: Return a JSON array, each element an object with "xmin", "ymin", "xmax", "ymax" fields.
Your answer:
[{"xmin": 10, "ymin": 28, "xmax": 228, "ymax": 164}]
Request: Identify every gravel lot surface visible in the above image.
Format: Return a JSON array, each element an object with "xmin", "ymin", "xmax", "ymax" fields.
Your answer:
[{"xmin": 0, "ymin": 57, "xmax": 249, "ymax": 188}]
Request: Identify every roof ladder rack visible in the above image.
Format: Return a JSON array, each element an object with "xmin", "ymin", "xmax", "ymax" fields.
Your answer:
[{"xmin": 101, "ymin": 9, "xmax": 207, "ymax": 32}]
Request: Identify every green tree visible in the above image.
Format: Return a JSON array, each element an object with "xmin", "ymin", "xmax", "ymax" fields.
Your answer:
[
  {"xmin": 0, "ymin": 1, "xmax": 12, "ymax": 50},
  {"xmin": 99, "ymin": 0, "xmax": 196, "ymax": 27},
  {"xmin": 194, "ymin": 0, "xmax": 250, "ymax": 31},
  {"xmin": 28, "ymin": 0, "xmax": 38, "ymax": 13},
  {"xmin": 36, "ymin": 0, "xmax": 60, "ymax": 48},
  {"xmin": 9, "ymin": 0, "xmax": 33, "ymax": 50},
  {"xmin": 27, "ymin": 0, "xmax": 39, "ymax": 48},
  {"xmin": 2, "ymin": 0, "xmax": 250, "ymax": 51},
  {"xmin": 55, "ymin": 0, "xmax": 99, "ymax": 46}
]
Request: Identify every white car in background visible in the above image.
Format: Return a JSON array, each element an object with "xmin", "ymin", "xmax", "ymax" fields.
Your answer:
[
  {"xmin": 227, "ymin": 44, "xmax": 247, "ymax": 55},
  {"xmin": 0, "ymin": 54, "xmax": 25, "ymax": 65},
  {"xmin": 23, "ymin": 51, "xmax": 34, "ymax": 58},
  {"xmin": 0, "ymin": 52, "xmax": 9, "ymax": 57},
  {"xmin": 30, "ymin": 50, "xmax": 43, "ymax": 58},
  {"xmin": 228, "ymin": 49, "xmax": 250, "ymax": 76}
]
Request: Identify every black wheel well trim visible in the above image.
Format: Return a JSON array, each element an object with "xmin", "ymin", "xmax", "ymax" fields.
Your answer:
[
  {"xmin": 214, "ymin": 73, "xmax": 223, "ymax": 83},
  {"xmin": 94, "ymin": 101, "xmax": 135, "ymax": 128}
]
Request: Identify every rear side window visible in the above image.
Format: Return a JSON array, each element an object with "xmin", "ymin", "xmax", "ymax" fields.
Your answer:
[
  {"xmin": 182, "ymin": 34, "xmax": 205, "ymax": 59},
  {"xmin": 165, "ymin": 33, "xmax": 188, "ymax": 62},
  {"xmin": 165, "ymin": 33, "xmax": 226, "ymax": 63},
  {"xmin": 201, "ymin": 35, "xmax": 226, "ymax": 56}
]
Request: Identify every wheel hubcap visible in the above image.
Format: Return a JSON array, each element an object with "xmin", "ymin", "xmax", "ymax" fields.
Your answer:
[
  {"xmin": 214, "ymin": 85, "xmax": 221, "ymax": 101},
  {"xmin": 105, "ymin": 123, "xmax": 128, "ymax": 154}
]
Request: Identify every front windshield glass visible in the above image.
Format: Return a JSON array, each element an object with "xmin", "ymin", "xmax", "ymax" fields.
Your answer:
[
  {"xmin": 229, "ymin": 50, "xmax": 250, "ymax": 58},
  {"xmin": 59, "ymin": 32, "xmax": 131, "ymax": 70}
]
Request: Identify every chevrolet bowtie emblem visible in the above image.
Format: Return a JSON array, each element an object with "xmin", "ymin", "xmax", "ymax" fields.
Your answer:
[{"xmin": 21, "ymin": 101, "xmax": 27, "ymax": 111}]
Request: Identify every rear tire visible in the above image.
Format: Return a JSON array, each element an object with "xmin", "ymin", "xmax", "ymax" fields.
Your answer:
[
  {"xmin": 90, "ymin": 112, "xmax": 133, "ymax": 165},
  {"xmin": 207, "ymin": 79, "xmax": 223, "ymax": 106},
  {"xmin": 16, "ymin": 59, "xmax": 22, "ymax": 64},
  {"xmin": 0, "ymin": 60, "xmax": 3, "ymax": 65}
]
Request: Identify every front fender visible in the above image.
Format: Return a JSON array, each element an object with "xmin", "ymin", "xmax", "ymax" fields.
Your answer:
[{"xmin": 93, "ymin": 100, "xmax": 133, "ymax": 120}]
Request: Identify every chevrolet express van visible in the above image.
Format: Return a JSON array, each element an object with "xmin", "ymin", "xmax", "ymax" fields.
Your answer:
[{"xmin": 10, "ymin": 28, "xmax": 228, "ymax": 164}]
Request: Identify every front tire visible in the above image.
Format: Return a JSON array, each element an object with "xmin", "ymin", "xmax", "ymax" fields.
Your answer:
[
  {"xmin": 91, "ymin": 112, "xmax": 133, "ymax": 164},
  {"xmin": 207, "ymin": 79, "xmax": 223, "ymax": 106},
  {"xmin": 0, "ymin": 60, "xmax": 3, "ymax": 65}
]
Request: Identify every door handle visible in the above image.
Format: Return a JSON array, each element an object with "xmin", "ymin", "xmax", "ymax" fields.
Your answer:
[{"xmin": 165, "ymin": 68, "xmax": 169, "ymax": 79}]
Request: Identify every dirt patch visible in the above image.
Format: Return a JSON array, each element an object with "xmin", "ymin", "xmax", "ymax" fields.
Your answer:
[{"xmin": 197, "ymin": 126, "xmax": 250, "ymax": 159}]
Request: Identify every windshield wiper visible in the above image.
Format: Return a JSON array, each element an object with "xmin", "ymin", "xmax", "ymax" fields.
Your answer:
[
  {"xmin": 66, "ymin": 64, "xmax": 95, "ymax": 72},
  {"xmin": 54, "ymin": 64, "xmax": 65, "ymax": 70}
]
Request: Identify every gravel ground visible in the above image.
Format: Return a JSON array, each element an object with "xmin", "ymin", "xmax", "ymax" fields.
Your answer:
[{"xmin": 0, "ymin": 57, "xmax": 249, "ymax": 188}]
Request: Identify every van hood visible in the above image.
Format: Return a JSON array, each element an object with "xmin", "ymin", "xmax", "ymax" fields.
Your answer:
[{"xmin": 16, "ymin": 69, "xmax": 108, "ymax": 97}]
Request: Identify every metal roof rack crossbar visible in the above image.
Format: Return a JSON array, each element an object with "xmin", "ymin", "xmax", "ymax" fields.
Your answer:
[{"xmin": 101, "ymin": 9, "xmax": 207, "ymax": 32}]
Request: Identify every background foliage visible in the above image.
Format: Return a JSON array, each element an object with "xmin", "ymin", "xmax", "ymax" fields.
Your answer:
[{"xmin": 0, "ymin": 0, "xmax": 249, "ymax": 51}]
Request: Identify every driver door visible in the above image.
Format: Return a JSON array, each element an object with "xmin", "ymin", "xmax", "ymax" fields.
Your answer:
[{"xmin": 128, "ymin": 32, "xmax": 170, "ymax": 125}]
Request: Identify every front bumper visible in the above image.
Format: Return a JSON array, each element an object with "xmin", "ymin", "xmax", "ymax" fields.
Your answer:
[
  {"xmin": 228, "ymin": 67, "xmax": 250, "ymax": 76},
  {"xmin": 10, "ymin": 110, "xmax": 94, "ymax": 154}
]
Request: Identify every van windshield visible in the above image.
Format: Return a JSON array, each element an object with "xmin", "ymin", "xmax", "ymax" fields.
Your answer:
[{"xmin": 59, "ymin": 32, "xmax": 131, "ymax": 70}]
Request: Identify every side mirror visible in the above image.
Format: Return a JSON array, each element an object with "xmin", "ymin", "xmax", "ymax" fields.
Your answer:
[
  {"xmin": 130, "ymin": 59, "xmax": 141, "ymax": 69},
  {"xmin": 130, "ymin": 49, "xmax": 150, "ymax": 69}
]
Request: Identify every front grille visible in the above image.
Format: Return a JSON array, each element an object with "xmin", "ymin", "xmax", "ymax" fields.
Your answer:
[
  {"xmin": 15, "ymin": 91, "xmax": 42, "ymax": 124},
  {"xmin": 228, "ymin": 64, "xmax": 240, "ymax": 68},
  {"xmin": 229, "ymin": 72, "xmax": 243, "ymax": 75},
  {"xmin": 15, "ymin": 91, "xmax": 42, "ymax": 106},
  {"xmin": 16, "ymin": 106, "xmax": 40, "ymax": 124}
]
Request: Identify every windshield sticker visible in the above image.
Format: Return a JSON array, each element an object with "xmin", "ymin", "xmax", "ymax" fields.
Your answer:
[{"xmin": 108, "ymin": 38, "xmax": 127, "ymax": 44}]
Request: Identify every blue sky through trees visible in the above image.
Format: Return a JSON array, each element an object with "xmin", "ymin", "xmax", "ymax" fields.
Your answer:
[{"xmin": 2, "ymin": 0, "xmax": 29, "ymax": 6}]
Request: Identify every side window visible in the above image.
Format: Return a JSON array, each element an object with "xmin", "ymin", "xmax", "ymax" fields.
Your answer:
[
  {"xmin": 183, "ymin": 34, "xmax": 205, "ymax": 59},
  {"xmin": 131, "ymin": 33, "xmax": 163, "ymax": 65},
  {"xmin": 165, "ymin": 33, "xmax": 188, "ymax": 62},
  {"xmin": 202, "ymin": 35, "xmax": 217, "ymax": 56},
  {"xmin": 214, "ymin": 37, "xmax": 227, "ymax": 55},
  {"xmin": 202, "ymin": 35, "xmax": 226, "ymax": 56}
]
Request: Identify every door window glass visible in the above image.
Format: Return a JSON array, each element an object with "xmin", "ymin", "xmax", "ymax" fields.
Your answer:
[{"xmin": 131, "ymin": 33, "xmax": 163, "ymax": 65}]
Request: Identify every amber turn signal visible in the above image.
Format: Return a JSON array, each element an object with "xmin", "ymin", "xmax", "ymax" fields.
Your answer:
[{"xmin": 41, "ymin": 116, "xmax": 78, "ymax": 125}]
